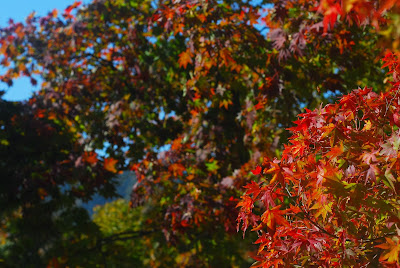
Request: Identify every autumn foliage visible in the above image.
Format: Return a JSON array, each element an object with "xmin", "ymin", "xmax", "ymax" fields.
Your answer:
[
  {"xmin": 238, "ymin": 53, "xmax": 400, "ymax": 266},
  {"xmin": 0, "ymin": 0, "xmax": 400, "ymax": 266}
]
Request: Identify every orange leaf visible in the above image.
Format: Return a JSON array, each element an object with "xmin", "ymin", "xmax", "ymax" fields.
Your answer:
[
  {"xmin": 104, "ymin": 158, "xmax": 118, "ymax": 173},
  {"xmin": 82, "ymin": 151, "xmax": 98, "ymax": 165},
  {"xmin": 171, "ymin": 137, "xmax": 183, "ymax": 151},
  {"xmin": 168, "ymin": 163, "xmax": 185, "ymax": 177},
  {"xmin": 324, "ymin": 142, "xmax": 343, "ymax": 159},
  {"xmin": 236, "ymin": 195, "xmax": 254, "ymax": 212},
  {"xmin": 261, "ymin": 205, "xmax": 289, "ymax": 233},
  {"xmin": 378, "ymin": 0, "xmax": 397, "ymax": 14},
  {"xmin": 320, "ymin": 123, "xmax": 335, "ymax": 139},
  {"xmin": 178, "ymin": 51, "xmax": 193, "ymax": 69}
]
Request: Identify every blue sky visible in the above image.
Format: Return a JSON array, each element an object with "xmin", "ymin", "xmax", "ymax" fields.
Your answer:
[{"xmin": 1, "ymin": 0, "xmax": 90, "ymax": 101}]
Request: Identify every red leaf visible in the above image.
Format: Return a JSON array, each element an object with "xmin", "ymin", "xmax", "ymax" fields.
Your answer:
[
  {"xmin": 65, "ymin": 1, "xmax": 82, "ymax": 15},
  {"xmin": 251, "ymin": 166, "xmax": 262, "ymax": 175},
  {"xmin": 394, "ymin": 113, "xmax": 400, "ymax": 127},
  {"xmin": 244, "ymin": 181, "xmax": 261, "ymax": 198},
  {"xmin": 321, "ymin": 2, "xmax": 342, "ymax": 32},
  {"xmin": 259, "ymin": 188, "xmax": 276, "ymax": 208}
]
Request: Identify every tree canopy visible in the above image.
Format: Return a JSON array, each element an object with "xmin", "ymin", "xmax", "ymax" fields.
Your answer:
[{"xmin": 0, "ymin": 0, "xmax": 399, "ymax": 266}]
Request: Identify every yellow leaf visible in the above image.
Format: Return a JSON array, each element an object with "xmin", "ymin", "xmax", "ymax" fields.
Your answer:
[
  {"xmin": 321, "ymin": 123, "xmax": 335, "ymax": 139},
  {"xmin": 262, "ymin": 210, "xmax": 275, "ymax": 230},
  {"xmin": 362, "ymin": 120, "xmax": 372, "ymax": 131},
  {"xmin": 311, "ymin": 202, "xmax": 332, "ymax": 221},
  {"xmin": 376, "ymin": 237, "xmax": 400, "ymax": 263},
  {"xmin": 342, "ymin": 0, "xmax": 358, "ymax": 13}
]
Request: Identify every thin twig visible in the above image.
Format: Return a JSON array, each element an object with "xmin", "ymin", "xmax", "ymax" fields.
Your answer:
[{"xmin": 384, "ymin": 71, "xmax": 400, "ymax": 116}]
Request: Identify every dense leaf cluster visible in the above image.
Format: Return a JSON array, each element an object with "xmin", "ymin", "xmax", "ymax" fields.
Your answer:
[{"xmin": 239, "ymin": 55, "xmax": 400, "ymax": 266}]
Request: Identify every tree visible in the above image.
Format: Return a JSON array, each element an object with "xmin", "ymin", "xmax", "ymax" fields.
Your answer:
[
  {"xmin": 0, "ymin": 0, "xmax": 398, "ymax": 265},
  {"xmin": 0, "ymin": 92, "xmax": 120, "ymax": 266},
  {"xmin": 87, "ymin": 199, "xmax": 149, "ymax": 267}
]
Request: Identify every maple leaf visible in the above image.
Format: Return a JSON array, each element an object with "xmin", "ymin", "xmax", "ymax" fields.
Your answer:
[
  {"xmin": 324, "ymin": 142, "xmax": 343, "ymax": 159},
  {"xmin": 270, "ymin": 29, "xmax": 286, "ymax": 50},
  {"xmin": 244, "ymin": 181, "xmax": 261, "ymax": 198},
  {"xmin": 290, "ymin": 140, "xmax": 308, "ymax": 157},
  {"xmin": 378, "ymin": 0, "xmax": 398, "ymax": 14},
  {"xmin": 236, "ymin": 195, "xmax": 254, "ymax": 211},
  {"xmin": 219, "ymin": 99, "xmax": 233, "ymax": 109},
  {"xmin": 251, "ymin": 166, "xmax": 262, "ymax": 175},
  {"xmin": 376, "ymin": 237, "xmax": 400, "ymax": 263},
  {"xmin": 237, "ymin": 211, "xmax": 259, "ymax": 237},
  {"xmin": 381, "ymin": 141, "xmax": 397, "ymax": 158},
  {"xmin": 321, "ymin": 2, "xmax": 342, "ymax": 32},
  {"xmin": 178, "ymin": 50, "xmax": 193, "ymax": 69},
  {"xmin": 263, "ymin": 161, "xmax": 285, "ymax": 185},
  {"xmin": 82, "ymin": 151, "xmax": 98, "ymax": 165},
  {"xmin": 289, "ymin": 205, "xmax": 302, "ymax": 214},
  {"xmin": 169, "ymin": 163, "xmax": 186, "ymax": 176},
  {"xmin": 171, "ymin": 137, "xmax": 183, "ymax": 151},
  {"xmin": 362, "ymin": 120, "xmax": 372, "ymax": 131},
  {"xmin": 260, "ymin": 205, "xmax": 289, "ymax": 233},
  {"xmin": 64, "ymin": 1, "xmax": 82, "ymax": 15},
  {"xmin": 342, "ymin": 0, "xmax": 357, "ymax": 13},
  {"xmin": 394, "ymin": 113, "xmax": 400, "ymax": 128},
  {"xmin": 311, "ymin": 201, "xmax": 332, "ymax": 222},
  {"xmin": 254, "ymin": 101, "xmax": 265, "ymax": 110},
  {"xmin": 259, "ymin": 188, "xmax": 277, "ymax": 208},
  {"xmin": 360, "ymin": 151, "xmax": 377, "ymax": 165},
  {"xmin": 320, "ymin": 123, "xmax": 335, "ymax": 139},
  {"xmin": 365, "ymin": 164, "xmax": 379, "ymax": 183},
  {"xmin": 254, "ymin": 234, "xmax": 269, "ymax": 253},
  {"xmin": 104, "ymin": 158, "xmax": 118, "ymax": 173},
  {"xmin": 205, "ymin": 160, "xmax": 219, "ymax": 172}
]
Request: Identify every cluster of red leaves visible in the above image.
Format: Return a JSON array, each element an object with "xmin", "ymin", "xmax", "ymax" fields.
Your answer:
[
  {"xmin": 318, "ymin": 0, "xmax": 399, "ymax": 31},
  {"xmin": 316, "ymin": 0, "xmax": 400, "ymax": 50},
  {"xmin": 238, "ymin": 53, "xmax": 400, "ymax": 267}
]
